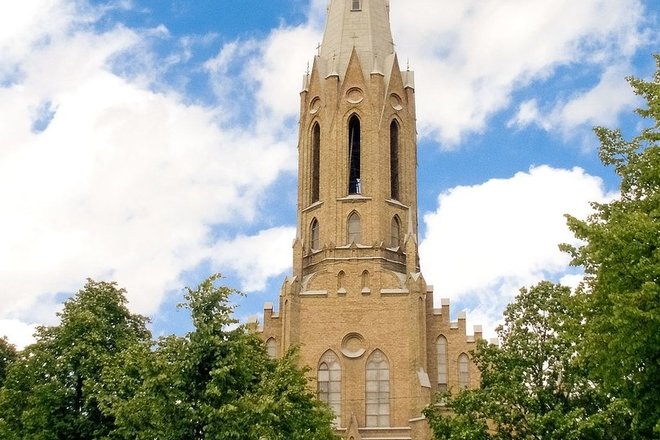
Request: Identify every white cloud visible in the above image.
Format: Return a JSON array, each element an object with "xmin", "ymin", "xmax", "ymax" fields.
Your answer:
[
  {"xmin": 0, "ymin": 0, "xmax": 653, "ymax": 348},
  {"xmin": 420, "ymin": 165, "xmax": 615, "ymax": 336},
  {"xmin": 209, "ymin": 226, "xmax": 297, "ymax": 292},
  {"xmin": 206, "ymin": 0, "xmax": 651, "ymax": 147},
  {"xmin": 510, "ymin": 64, "xmax": 639, "ymax": 137},
  {"xmin": 205, "ymin": 23, "xmax": 321, "ymax": 133},
  {"xmin": 390, "ymin": 0, "xmax": 647, "ymax": 146},
  {"xmin": 0, "ymin": 320, "xmax": 38, "ymax": 350},
  {"xmin": 0, "ymin": 0, "xmax": 296, "ymax": 344}
]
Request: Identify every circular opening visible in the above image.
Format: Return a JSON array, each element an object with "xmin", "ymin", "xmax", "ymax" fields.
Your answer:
[
  {"xmin": 346, "ymin": 87, "xmax": 364, "ymax": 104},
  {"xmin": 341, "ymin": 332, "xmax": 366, "ymax": 358},
  {"xmin": 310, "ymin": 97, "xmax": 321, "ymax": 113},
  {"xmin": 390, "ymin": 93, "xmax": 403, "ymax": 111}
]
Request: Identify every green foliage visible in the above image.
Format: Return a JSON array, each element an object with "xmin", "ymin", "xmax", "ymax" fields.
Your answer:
[
  {"xmin": 424, "ymin": 282, "xmax": 631, "ymax": 440},
  {"xmin": 563, "ymin": 54, "xmax": 660, "ymax": 437},
  {"xmin": 0, "ymin": 337, "xmax": 16, "ymax": 387},
  {"xmin": 426, "ymin": 55, "xmax": 660, "ymax": 440},
  {"xmin": 99, "ymin": 274, "xmax": 339, "ymax": 440},
  {"xmin": 0, "ymin": 280, "xmax": 151, "ymax": 440},
  {"xmin": 0, "ymin": 275, "xmax": 338, "ymax": 439}
]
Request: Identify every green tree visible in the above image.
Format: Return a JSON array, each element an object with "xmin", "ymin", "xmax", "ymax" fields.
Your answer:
[
  {"xmin": 0, "ymin": 337, "xmax": 16, "ymax": 387},
  {"xmin": 100, "ymin": 275, "xmax": 339, "ymax": 440},
  {"xmin": 0, "ymin": 280, "xmax": 151, "ymax": 440},
  {"xmin": 424, "ymin": 282, "xmax": 630, "ymax": 440},
  {"xmin": 562, "ymin": 55, "xmax": 660, "ymax": 437}
]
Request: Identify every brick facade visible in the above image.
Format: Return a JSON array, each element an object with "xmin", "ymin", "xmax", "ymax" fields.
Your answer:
[{"xmin": 256, "ymin": 2, "xmax": 482, "ymax": 438}]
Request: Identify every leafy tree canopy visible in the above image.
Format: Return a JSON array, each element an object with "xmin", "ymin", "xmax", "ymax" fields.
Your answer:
[
  {"xmin": 0, "ymin": 337, "xmax": 16, "ymax": 387},
  {"xmin": 426, "ymin": 55, "xmax": 659, "ymax": 440},
  {"xmin": 424, "ymin": 282, "xmax": 630, "ymax": 440},
  {"xmin": 562, "ymin": 54, "xmax": 660, "ymax": 437},
  {"xmin": 0, "ymin": 275, "xmax": 338, "ymax": 440},
  {"xmin": 0, "ymin": 280, "xmax": 151, "ymax": 440},
  {"xmin": 100, "ymin": 274, "xmax": 338, "ymax": 440}
]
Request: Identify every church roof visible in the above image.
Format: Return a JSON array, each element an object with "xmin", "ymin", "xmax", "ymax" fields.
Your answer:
[{"xmin": 319, "ymin": 0, "xmax": 395, "ymax": 80}]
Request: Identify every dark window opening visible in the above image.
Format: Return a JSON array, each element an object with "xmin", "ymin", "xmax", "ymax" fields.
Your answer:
[
  {"xmin": 390, "ymin": 216, "xmax": 401, "ymax": 248},
  {"xmin": 390, "ymin": 121, "xmax": 400, "ymax": 200},
  {"xmin": 311, "ymin": 123, "xmax": 321, "ymax": 203},
  {"xmin": 310, "ymin": 218, "xmax": 320, "ymax": 251},
  {"xmin": 348, "ymin": 115, "xmax": 361, "ymax": 194},
  {"xmin": 351, "ymin": 0, "xmax": 361, "ymax": 11}
]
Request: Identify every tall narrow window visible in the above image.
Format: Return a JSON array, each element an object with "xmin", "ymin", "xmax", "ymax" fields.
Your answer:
[
  {"xmin": 436, "ymin": 336, "xmax": 448, "ymax": 392},
  {"xmin": 390, "ymin": 216, "xmax": 401, "ymax": 248},
  {"xmin": 366, "ymin": 350, "xmax": 390, "ymax": 427},
  {"xmin": 310, "ymin": 218, "xmax": 320, "ymax": 251},
  {"xmin": 348, "ymin": 115, "xmax": 361, "ymax": 194},
  {"xmin": 351, "ymin": 0, "xmax": 361, "ymax": 11},
  {"xmin": 337, "ymin": 271, "xmax": 346, "ymax": 291},
  {"xmin": 390, "ymin": 120, "xmax": 400, "ymax": 200},
  {"xmin": 458, "ymin": 353, "xmax": 470, "ymax": 390},
  {"xmin": 361, "ymin": 270, "xmax": 370, "ymax": 293},
  {"xmin": 318, "ymin": 351, "xmax": 342, "ymax": 425},
  {"xmin": 347, "ymin": 211, "xmax": 361, "ymax": 244},
  {"xmin": 311, "ymin": 123, "xmax": 321, "ymax": 203},
  {"xmin": 266, "ymin": 338, "xmax": 278, "ymax": 359}
]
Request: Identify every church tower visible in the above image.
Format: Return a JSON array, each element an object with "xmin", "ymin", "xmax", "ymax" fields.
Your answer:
[{"xmin": 257, "ymin": 2, "xmax": 482, "ymax": 439}]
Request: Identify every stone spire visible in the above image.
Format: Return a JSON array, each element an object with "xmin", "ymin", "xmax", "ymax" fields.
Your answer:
[{"xmin": 319, "ymin": 0, "xmax": 395, "ymax": 80}]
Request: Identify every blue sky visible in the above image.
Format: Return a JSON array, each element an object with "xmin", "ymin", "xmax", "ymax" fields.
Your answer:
[{"xmin": 1, "ymin": 0, "xmax": 658, "ymax": 347}]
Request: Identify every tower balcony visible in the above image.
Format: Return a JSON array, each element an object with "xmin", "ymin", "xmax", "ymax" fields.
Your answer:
[{"xmin": 302, "ymin": 243, "xmax": 407, "ymax": 276}]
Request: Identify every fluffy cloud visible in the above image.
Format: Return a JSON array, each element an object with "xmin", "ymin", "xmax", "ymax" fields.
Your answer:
[
  {"xmin": 0, "ymin": 1, "xmax": 295, "ymax": 345},
  {"xmin": 390, "ymin": 0, "xmax": 647, "ymax": 145},
  {"xmin": 419, "ymin": 166, "xmax": 615, "ymax": 336},
  {"xmin": 209, "ymin": 226, "xmax": 297, "ymax": 292},
  {"xmin": 0, "ymin": 0, "xmax": 654, "ymax": 348},
  {"xmin": 509, "ymin": 64, "xmax": 640, "ymax": 139},
  {"xmin": 0, "ymin": 320, "xmax": 38, "ymax": 351},
  {"xmin": 205, "ymin": 24, "xmax": 321, "ymax": 132}
]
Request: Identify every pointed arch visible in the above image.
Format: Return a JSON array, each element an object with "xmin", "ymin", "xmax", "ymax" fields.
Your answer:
[
  {"xmin": 365, "ymin": 349, "xmax": 390, "ymax": 427},
  {"xmin": 266, "ymin": 338, "xmax": 278, "ymax": 359},
  {"xmin": 348, "ymin": 114, "xmax": 361, "ymax": 194},
  {"xmin": 390, "ymin": 215, "xmax": 401, "ymax": 248},
  {"xmin": 337, "ymin": 270, "xmax": 346, "ymax": 291},
  {"xmin": 318, "ymin": 350, "xmax": 342, "ymax": 425},
  {"xmin": 347, "ymin": 211, "xmax": 361, "ymax": 244},
  {"xmin": 390, "ymin": 119, "xmax": 400, "ymax": 200},
  {"xmin": 310, "ymin": 218, "xmax": 320, "ymax": 251},
  {"xmin": 458, "ymin": 353, "xmax": 470, "ymax": 389},
  {"xmin": 361, "ymin": 270, "xmax": 370, "ymax": 293},
  {"xmin": 311, "ymin": 122, "xmax": 321, "ymax": 203},
  {"xmin": 436, "ymin": 335, "xmax": 448, "ymax": 392}
]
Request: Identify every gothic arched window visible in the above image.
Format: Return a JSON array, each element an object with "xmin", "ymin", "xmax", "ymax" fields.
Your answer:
[
  {"xmin": 347, "ymin": 211, "xmax": 361, "ymax": 244},
  {"xmin": 390, "ymin": 216, "xmax": 401, "ymax": 248},
  {"xmin": 366, "ymin": 349, "xmax": 390, "ymax": 427},
  {"xmin": 390, "ymin": 120, "xmax": 400, "ymax": 200},
  {"xmin": 337, "ymin": 270, "xmax": 346, "ymax": 292},
  {"xmin": 458, "ymin": 353, "xmax": 470, "ymax": 389},
  {"xmin": 318, "ymin": 351, "xmax": 342, "ymax": 425},
  {"xmin": 348, "ymin": 115, "xmax": 361, "ymax": 194},
  {"xmin": 266, "ymin": 338, "xmax": 278, "ymax": 359},
  {"xmin": 311, "ymin": 122, "xmax": 321, "ymax": 203},
  {"xmin": 310, "ymin": 218, "xmax": 320, "ymax": 251},
  {"xmin": 436, "ymin": 336, "xmax": 448, "ymax": 392},
  {"xmin": 361, "ymin": 270, "xmax": 370, "ymax": 293}
]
